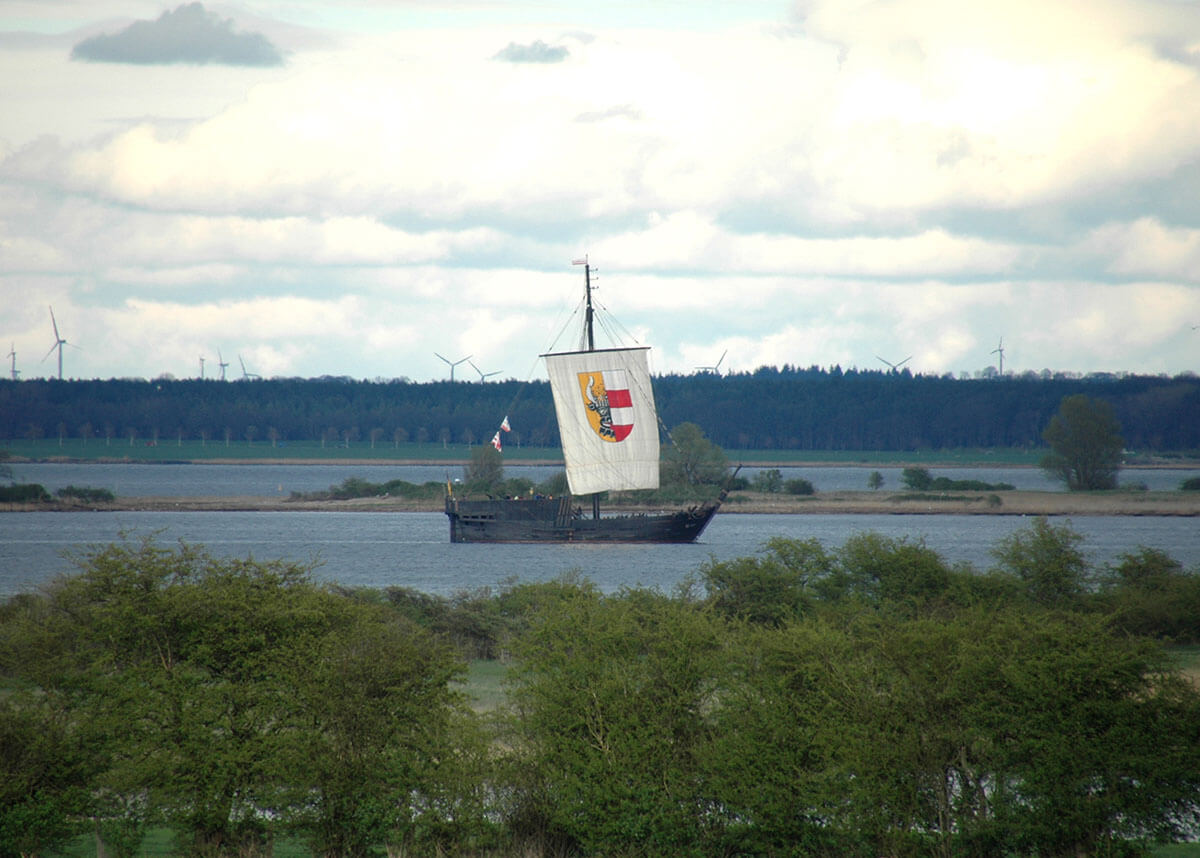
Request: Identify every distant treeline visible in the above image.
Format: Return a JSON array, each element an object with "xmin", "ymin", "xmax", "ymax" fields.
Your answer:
[{"xmin": 2, "ymin": 366, "xmax": 1199, "ymax": 452}]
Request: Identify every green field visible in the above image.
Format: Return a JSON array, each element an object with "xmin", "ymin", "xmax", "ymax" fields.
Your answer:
[{"xmin": 460, "ymin": 658, "xmax": 510, "ymax": 711}]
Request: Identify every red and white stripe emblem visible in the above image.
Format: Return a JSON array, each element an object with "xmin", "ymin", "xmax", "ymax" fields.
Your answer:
[{"xmin": 604, "ymin": 369, "xmax": 634, "ymax": 441}]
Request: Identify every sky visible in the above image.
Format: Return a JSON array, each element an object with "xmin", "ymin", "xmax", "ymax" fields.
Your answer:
[{"xmin": 2, "ymin": 0, "xmax": 1200, "ymax": 384}]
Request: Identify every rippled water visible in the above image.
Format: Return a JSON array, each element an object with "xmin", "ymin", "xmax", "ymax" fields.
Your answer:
[
  {"xmin": 10, "ymin": 462, "xmax": 1200, "ymax": 497},
  {"xmin": 3, "ymin": 508, "xmax": 1196, "ymax": 598}
]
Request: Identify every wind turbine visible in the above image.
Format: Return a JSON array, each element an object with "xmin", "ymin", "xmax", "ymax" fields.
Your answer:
[
  {"xmin": 217, "ymin": 349, "xmax": 229, "ymax": 381},
  {"xmin": 468, "ymin": 359, "xmax": 502, "ymax": 382},
  {"xmin": 7, "ymin": 343, "xmax": 18, "ymax": 380},
  {"xmin": 238, "ymin": 354, "xmax": 261, "ymax": 380},
  {"xmin": 435, "ymin": 352, "xmax": 471, "ymax": 382},
  {"xmin": 876, "ymin": 354, "xmax": 912, "ymax": 372},
  {"xmin": 696, "ymin": 350, "xmax": 728, "ymax": 374},
  {"xmin": 199, "ymin": 355, "xmax": 206, "ymax": 379},
  {"xmin": 991, "ymin": 338, "xmax": 1005, "ymax": 376},
  {"xmin": 42, "ymin": 306, "xmax": 77, "ymax": 380}
]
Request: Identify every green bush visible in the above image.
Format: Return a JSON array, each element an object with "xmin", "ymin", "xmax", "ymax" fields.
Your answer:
[
  {"xmin": 784, "ymin": 477, "xmax": 815, "ymax": 495},
  {"xmin": 1181, "ymin": 477, "xmax": 1200, "ymax": 491},
  {"xmin": 901, "ymin": 467, "xmax": 933, "ymax": 490},
  {"xmin": 0, "ymin": 483, "xmax": 51, "ymax": 503},
  {"xmin": 55, "ymin": 485, "xmax": 115, "ymax": 503},
  {"xmin": 902, "ymin": 468, "xmax": 1012, "ymax": 492},
  {"xmin": 294, "ymin": 476, "xmax": 445, "ymax": 500},
  {"xmin": 751, "ymin": 468, "xmax": 783, "ymax": 493}
]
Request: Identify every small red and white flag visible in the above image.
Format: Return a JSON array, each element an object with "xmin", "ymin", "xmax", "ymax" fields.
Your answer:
[
  {"xmin": 491, "ymin": 431, "xmax": 502, "ymax": 452},
  {"xmin": 500, "ymin": 415, "xmax": 511, "ymax": 433}
]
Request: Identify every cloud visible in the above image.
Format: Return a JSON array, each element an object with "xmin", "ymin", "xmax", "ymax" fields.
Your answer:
[
  {"xmin": 493, "ymin": 39, "xmax": 569, "ymax": 63},
  {"xmin": 70, "ymin": 3, "xmax": 283, "ymax": 67},
  {"xmin": 5, "ymin": 0, "xmax": 1199, "ymax": 381}
]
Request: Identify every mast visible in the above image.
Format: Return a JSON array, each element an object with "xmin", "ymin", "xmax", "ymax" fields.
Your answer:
[
  {"xmin": 581, "ymin": 258, "xmax": 596, "ymax": 352},
  {"xmin": 575, "ymin": 257, "xmax": 602, "ymax": 521}
]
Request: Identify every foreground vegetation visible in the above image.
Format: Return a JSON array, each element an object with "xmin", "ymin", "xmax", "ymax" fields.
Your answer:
[{"xmin": 3, "ymin": 522, "xmax": 1200, "ymax": 858}]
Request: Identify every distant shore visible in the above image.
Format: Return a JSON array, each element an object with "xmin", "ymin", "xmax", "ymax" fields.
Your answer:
[
  {"xmin": 8, "ymin": 453, "xmax": 1199, "ymax": 469},
  {"xmin": 8, "ymin": 489, "xmax": 1199, "ymax": 517}
]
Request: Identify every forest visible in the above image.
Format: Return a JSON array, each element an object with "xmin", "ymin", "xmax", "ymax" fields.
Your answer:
[
  {"xmin": 3, "ymin": 523, "xmax": 1200, "ymax": 858},
  {"xmin": 2, "ymin": 366, "xmax": 1199, "ymax": 453}
]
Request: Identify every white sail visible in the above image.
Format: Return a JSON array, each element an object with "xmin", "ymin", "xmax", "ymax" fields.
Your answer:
[{"xmin": 543, "ymin": 346, "xmax": 660, "ymax": 495}]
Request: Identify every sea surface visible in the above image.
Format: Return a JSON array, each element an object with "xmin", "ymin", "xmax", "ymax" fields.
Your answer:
[
  {"xmin": 2, "ymin": 507, "xmax": 1197, "ymax": 598},
  {"xmin": 9, "ymin": 462, "xmax": 1200, "ymax": 497}
]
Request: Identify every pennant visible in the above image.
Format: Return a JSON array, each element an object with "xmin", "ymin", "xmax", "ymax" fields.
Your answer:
[
  {"xmin": 491, "ymin": 431, "xmax": 502, "ymax": 452},
  {"xmin": 500, "ymin": 415, "xmax": 511, "ymax": 432}
]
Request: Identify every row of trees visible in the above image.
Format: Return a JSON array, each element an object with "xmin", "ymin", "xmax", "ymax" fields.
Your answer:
[
  {"xmin": 3, "ymin": 521, "xmax": 1200, "ymax": 857},
  {"xmin": 2, "ymin": 367, "xmax": 1198, "ymax": 452}
]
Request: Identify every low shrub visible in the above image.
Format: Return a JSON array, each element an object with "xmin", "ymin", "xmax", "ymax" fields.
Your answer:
[
  {"xmin": 1181, "ymin": 477, "xmax": 1200, "ymax": 491},
  {"xmin": 56, "ymin": 485, "xmax": 115, "ymax": 503},
  {"xmin": 784, "ymin": 478, "xmax": 815, "ymax": 495},
  {"xmin": 903, "ymin": 467, "xmax": 1013, "ymax": 492},
  {"xmin": 0, "ymin": 483, "xmax": 51, "ymax": 503},
  {"xmin": 752, "ymin": 469, "xmax": 783, "ymax": 493}
]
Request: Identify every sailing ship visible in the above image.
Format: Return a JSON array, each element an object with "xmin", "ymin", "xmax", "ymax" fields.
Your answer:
[{"xmin": 444, "ymin": 260, "xmax": 731, "ymax": 543}]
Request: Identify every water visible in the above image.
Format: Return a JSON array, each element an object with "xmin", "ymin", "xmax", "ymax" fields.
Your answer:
[
  {"xmin": 10, "ymin": 462, "xmax": 1200, "ymax": 497},
  {"xmin": 6, "ymin": 463, "xmax": 560, "ymax": 498},
  {"xmin": 2, "ymin": 510, "xmax": 1196, "ymax": 598}
]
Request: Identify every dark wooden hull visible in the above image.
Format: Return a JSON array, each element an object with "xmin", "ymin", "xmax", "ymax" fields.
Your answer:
[{"xmin": 445, "ymin": 494, "xmax": 722, "ymax": 543}]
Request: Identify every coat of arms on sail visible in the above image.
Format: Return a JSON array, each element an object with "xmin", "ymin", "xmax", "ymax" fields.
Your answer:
[{"xmin": 576, "ymin": 369, "xmax": 634, "ymax": 442}]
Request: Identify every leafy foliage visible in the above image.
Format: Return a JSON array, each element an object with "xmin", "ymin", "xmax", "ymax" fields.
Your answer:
[
  {"xmin": 751, "ymin": 467, "xmax": 783, "ymax": 492},
  {"xmin": 902, "ymin": 466, "xmax": 1014, "ymax": 491},
  {"xmin": 1041, "ymin": 393, "xmax": 1126, "ymax": 490},
  {"xmin": 5, "ymin": 523, "xmax": 1200, "ymax": 857},
  {"xmin": 506, "ymin": 586, "xmax": 725, "ymax": 856},
  {"xmin": 902, "ymin": 466, "xmax": 935, "ymax": 490},
  {"xmin": 56, "ymin": 484, "xmax": 115, "ymax": 502},
  {"xmin": 991, "ymin": 517, "xmax": 1090, "ymax": 607},
  {"xmin": 0, "ymin": 482, "xmax": 50, "ymax": 502},
  {"xmin": 0, "ymin": 537, "xmax": 481, "ymax": 858},
  {"xmin": 506, "ymin": 558, "xmax": 1200, "ymax": 858},
  {"xmin": 660, "ymin": 421, "xmax": 730, "ymax": 486},
  {"xmin": 463, "ymin": 443, "xmax": 504, "ymax": 491},
  {"xmin": 784, "ymin": 476, "xmax": 815, "ymax": 494}
]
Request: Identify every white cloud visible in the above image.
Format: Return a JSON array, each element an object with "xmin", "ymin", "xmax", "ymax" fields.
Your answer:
[{"xmin": 2, "ymin": 0, "xmax": 1199, "ymax": 381}]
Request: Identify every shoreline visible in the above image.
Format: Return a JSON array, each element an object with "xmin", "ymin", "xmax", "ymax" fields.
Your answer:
[{"xmin": 8, "ymin": 489, "xmax": 1199, "ymax": 516}]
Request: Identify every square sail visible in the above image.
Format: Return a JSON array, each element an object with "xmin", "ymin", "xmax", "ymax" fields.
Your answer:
[{"xmin": 543, "ymin": 346, "xmax": 660, "ymax": 495}]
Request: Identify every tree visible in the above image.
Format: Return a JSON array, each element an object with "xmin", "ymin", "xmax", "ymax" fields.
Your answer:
[
  {"xmin": 464, "ymin": 443, "xmax": 503, "ymax": 491},
  {"xmin": 751, "ymin": 468, "xmax": 782, "ymax": 493},
  {"xmin": 867, "ymin": 470, "xmax": 884, "ymax": 490},
  {"xmin": 700, "ymin": 537, "xmax": 831, "ymax": 626},
  {"xmin": 990, "ymin": 517, "xmax": 1090, "ymax": 607},
  {"xmin": 2, "ymin": 539, "xmax": 343, "ymax": 857},
  {"xmin": 287, "ymin": 611, "xmax": 475, "ymax": 857},
  {"xmin": 901, "ymin": 467, "xmax": 933, "ymax": 490},
  {"xmin": 783, "ymin": 477, "xmax": 815, "ymax": 495},
  {"xmin": 661, "ymin": 422, "xmax": 729, "ymax": 487},
  {"xmin": 507, "ymin": 585, "xmax": 725, "ymax": 856},
  {"xmin": 1100, "ymin": 547, "xmax": 1200, "ymax": 642},
  {"xmin": 0, "ymin": 538, "xmax": 496, "ymax": 858},
  {"xmin": 1040, "ymin": 394, "xmax": 1124, "ymax": 490},
  {"xmin": 0, "ymin": 692, "xmax": 96, "ymax": 858}
]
